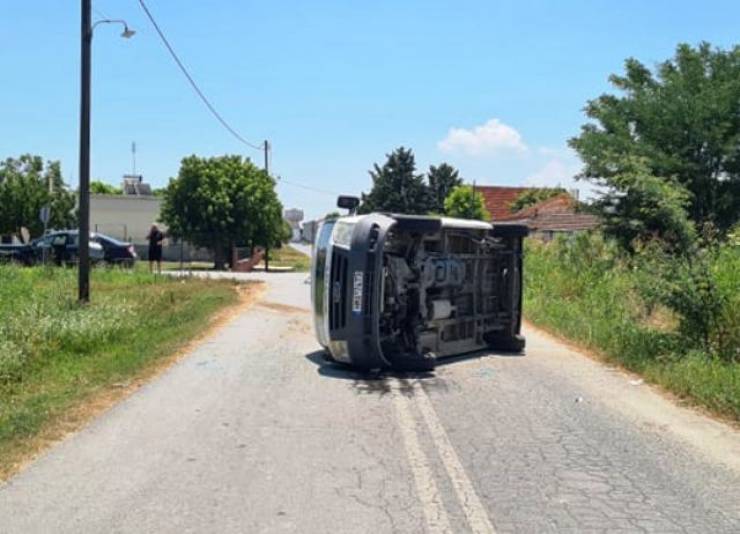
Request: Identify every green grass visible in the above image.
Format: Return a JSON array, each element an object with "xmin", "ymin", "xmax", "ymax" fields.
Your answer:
[
  {"xmin": 0, "ymin": 264, "xmax": 239, "ymax": 475},
  {"xmin": 524, "ymin": 234, "xmax": 740, "ymax": 421},
  {"xmin": 263, "ymin": 245, "xmax": 310, "ymax": 272},
  {"xmin": 159, "ymin": 261, "xmax": 214, "ymax": 272}
]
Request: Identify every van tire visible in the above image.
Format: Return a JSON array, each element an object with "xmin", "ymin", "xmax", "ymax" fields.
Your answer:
[{"xmin": 488, "ymin": 334, "xmax": 525, "ymax": 353}]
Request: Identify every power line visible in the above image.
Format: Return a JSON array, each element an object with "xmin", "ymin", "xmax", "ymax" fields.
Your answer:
[
  {"xmin": 135, "ymin": 0, "xmax": 339, "ymax": 198},
  {"xmin": 276, "ymin": 176, "xmax": 340, "ymax": 197},
  {"xmin": 136, "ymin": 0, "xmax": 263, "ymax": 151}
]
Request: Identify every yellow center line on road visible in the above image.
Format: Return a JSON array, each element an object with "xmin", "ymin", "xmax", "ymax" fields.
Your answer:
[
  {"xmin": 392, "ymin": 379, "xmax": 496, "ymax": 534},
  {"xmin": 392, "ymin": 385, "xmax": 454, "ymax": 534}
]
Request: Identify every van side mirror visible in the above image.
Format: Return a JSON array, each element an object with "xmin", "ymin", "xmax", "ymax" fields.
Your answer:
[{"xmin": 337, "ymin": 195, "xmax": 360, "ymax": 214}]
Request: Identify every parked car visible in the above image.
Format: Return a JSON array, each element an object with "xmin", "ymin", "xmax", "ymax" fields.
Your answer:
[
  {"xmin": 0, "ymin": 243, "xmax": 35, "ymax": 265},
  {"xmin": 92, "ymin": 233, "xmax": 137, "ymax": 266},
  {"xmin": 311, "ymin": 196, "xmax": 528, "ymax": 371},
  {"xmin": 30, "ymin": 231, "xmax": 105, "ymax": 265}
]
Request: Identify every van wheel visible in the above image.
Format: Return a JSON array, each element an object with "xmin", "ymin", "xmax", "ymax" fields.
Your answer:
[
  {"xmin": 488, "ymin": 334, "xmax": 525, "ymax": 353},
  {"xmin": 322, "ymin": 350, "xmax": 336, "ymax": 363}
]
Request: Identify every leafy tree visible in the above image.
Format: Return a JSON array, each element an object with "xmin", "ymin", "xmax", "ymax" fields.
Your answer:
[
  {"xmin": 570, "ymin": 42, "xmax": 740, "ymax": 241},
  {"xmin": 0, "ymin": 155, "xmax": 76, "ymax": 238},
  {"xmin": 324, "ymin": 211, "xmax": 341, "ymax": 220},
  {"xmin": 160, "ymin": 155, "xmax": 284, "ymax": 270},
  {"xmin": 359, "ymin": 147, "xmax": 431, "ymax": 214},
  {"xmin": 509, "ymin": 187, "xmax": 567, "ymax": 213},
  {"xmin": 427, "ymin": 163, "xmax": 462, "ymax": 213},
  {"xmin": 595, "ymin": 156, "xmax": 696, "ymax": 252},
  {"xmin": 90, "ymin": 180, "xmax": 121, "ymax": 195},
  {"xmin": 444, "ymin": 185, "xmax": 490, "ymax": 221}
]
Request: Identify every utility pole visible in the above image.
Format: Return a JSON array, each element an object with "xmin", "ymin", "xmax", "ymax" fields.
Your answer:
[
  {"xmin": 263, "ymin": 139, "xmax": 270, "ymax": 272},
  {"xmin": 132, "ymin": 141, "xmax": 137, "ymax": 175},
  {"xmin": 78, "ymin": 0, "xmax": 92, "ymax": 302}
]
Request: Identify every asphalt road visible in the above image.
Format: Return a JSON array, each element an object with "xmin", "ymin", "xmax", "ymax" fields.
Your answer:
[{"xmin": 1, "ymin": 272, "xmax": 739, "ymax": 533}]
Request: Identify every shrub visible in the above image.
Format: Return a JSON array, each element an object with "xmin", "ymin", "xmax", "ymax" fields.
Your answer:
[
  {"xmin": 633, "ymin": 234, "xmax": 739, "ymax": 363},
  {"xmin": 524, "ymin": 230, "xmax": 739, "ymax": 418},
  {"xmin": 525, "ymin": 231, "xmax": 739, "ymax": 363}
]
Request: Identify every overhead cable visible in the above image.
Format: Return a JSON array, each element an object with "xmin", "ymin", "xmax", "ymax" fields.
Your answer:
[{"xmin": 136, "ymin": 0, "xmax": 263, "ymax": 151}]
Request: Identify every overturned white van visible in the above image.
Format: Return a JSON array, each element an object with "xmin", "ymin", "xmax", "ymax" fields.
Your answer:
[{"xmin": 311, "ymin": 209, "xmax": 528, "ymax": 371}]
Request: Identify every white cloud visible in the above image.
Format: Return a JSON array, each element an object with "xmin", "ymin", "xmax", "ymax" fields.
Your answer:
[
  {"xmin": 526, "ymin": 158, "xmax": 574, "ymax": 188},
  {"xmin": 438, "ymin": 118, "xmax": 527, "ymax": 156}
]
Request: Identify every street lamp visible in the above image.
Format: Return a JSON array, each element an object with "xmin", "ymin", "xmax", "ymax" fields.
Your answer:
[
  {"xmin": 78, "ymin": 1, "xmax": 134, "ymax": 302},
  {"xmin": 93, "ymin": 19, "xmax": 136, "ymax": 39}
]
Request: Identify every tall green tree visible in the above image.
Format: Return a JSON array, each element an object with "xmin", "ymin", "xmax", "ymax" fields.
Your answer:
[
  {"xmin": 570, "ymin": 42, "xmax": 740, "ymax": 243},
  {"xmin": 444, "ymin": 185, "xmax": 490, "ymax": 221},
  {"xmin": 427, "ymin": 163, "xmax": 462, "ymax": 213},
  {"xmin": 0, "ymin": 155, "xmax": 76, "ymax": 238},
  {"xmin": 595, "ymin": 156, "xmax": 697, "ymax": 251},
  {"xmin": 160, "ymin": 155, "xmax": 284, "ymax": 269},
  {"xmin": 359, "ymin": 147, "xmax": 431, "ymax": 214}
]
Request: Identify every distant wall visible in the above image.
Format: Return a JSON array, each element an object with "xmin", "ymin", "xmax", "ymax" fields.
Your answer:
[
  {"xmin": 132, "ymin": 243, "xmax": 213, "ymax": 263},
  {"xmin": 90, "ymin": 194, "xmax": 163, "ymax": 244}
]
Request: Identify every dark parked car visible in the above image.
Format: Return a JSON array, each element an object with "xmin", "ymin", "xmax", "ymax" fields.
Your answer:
[
  {"xmin": 92, "ymin": 233, "xmax": 137, "ymax": 266},
  {"xmin": 0, "ymin": 243, "xmax": 35, "ymax": 265},
  {"xmin": 30, "ymin": 231, "xmax": 105, "ymax": 265}
]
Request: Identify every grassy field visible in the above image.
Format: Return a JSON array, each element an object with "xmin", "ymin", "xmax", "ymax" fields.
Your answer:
[
  {"xmin": 262, "ymin": 245, "xmax": 311, "ymax": 272},
  {"xmin": 0, "ymin": 265, "xmax": 242, "ymax": 478},
  {"xmin": 524, "ymin": 234, "xmax": 739, "ymax": 422}
]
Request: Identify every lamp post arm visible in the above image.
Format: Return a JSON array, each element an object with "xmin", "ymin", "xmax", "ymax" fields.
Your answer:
[
  {"xmin": 92, "ymin": 19, "xmax": 128, "ymax": 32},
  {"xmin": 90, "ymin": 19, "xmax": 134, "ymax": 39}
]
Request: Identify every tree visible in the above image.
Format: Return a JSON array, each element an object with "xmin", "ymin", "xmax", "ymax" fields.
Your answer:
[
  {"xmin": 0, "ymin": 155, "xmax": 76, "ymax": 238},
  {"xmin": 509, "ymin": 187, "xmax": 567, "ymax": 213},
  {"xmin": 444, "ymin": 185, "xmax": 490, "ymax": 221},
  {"xmin": 427, "ymin": 163, "xmax": 462, "ymax": 213},
  {"xmin": 160, "ymin": 155, "xmax": 284, "ymax": 270},
  {"xmin": 569, "ymin": 42, "xmax": 740, "ymax": 241},
  {"xmin": 90, "ymin": 180, "xmax": 121, "ymax": 195},
  {"xmin": 595, "ymin": 156, "xmax": 696, "ymax": 252},
  {"xmin": 359, "ymin": 147, "xmax": 431, "ymax": 214}
]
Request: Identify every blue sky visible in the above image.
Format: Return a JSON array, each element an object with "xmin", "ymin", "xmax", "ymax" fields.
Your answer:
[{"xmin": 1, "ymin": 1, "xmax": 738, "ymax": 220}]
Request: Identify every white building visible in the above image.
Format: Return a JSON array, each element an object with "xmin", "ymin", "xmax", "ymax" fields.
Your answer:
[
  {"xmin": 283, "ymin": 208, "xmax": 304, "ymax": 242},
  {"xmin": 90, "ymin": 194, "xmax": 163, "ymax": 244}
]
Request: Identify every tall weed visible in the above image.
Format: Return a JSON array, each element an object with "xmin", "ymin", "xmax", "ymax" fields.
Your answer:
[
  {"xmin": 524, "ymin": 231, "xmax": 740, "ymax": 419},
  {"xmin": 1, "ymin": 266, "xmax": 145, "ymax": 384}
]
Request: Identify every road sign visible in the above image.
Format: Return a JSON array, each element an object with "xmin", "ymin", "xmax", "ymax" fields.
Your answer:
[{"xmin": 40, "ymin": 205, "xmax": 51, "ymax": 225}]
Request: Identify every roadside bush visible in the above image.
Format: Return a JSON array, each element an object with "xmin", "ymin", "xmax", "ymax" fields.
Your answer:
[
  {"xmin": 524, "ymin": 231, "xmax": 740, "ymax": 419},
  {"xmin": 633, "ymin": 234, "xmax": 739, "ymax": 363},
  {"xmin": 524, "ymin": 233, "xmax": 675, "ymax": 367}
]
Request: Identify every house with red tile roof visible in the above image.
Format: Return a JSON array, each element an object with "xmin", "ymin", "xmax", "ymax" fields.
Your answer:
[
  {"xmin": 497, "ymin": 192, "xmax": 600, "ymax": 240},
  {"xmin": 475, "ymin": 186, "xmax": 599, "ymax": 239},
  {"xmin": 475, "ymin": 186, "xmax": 530, "ymax": 221}
]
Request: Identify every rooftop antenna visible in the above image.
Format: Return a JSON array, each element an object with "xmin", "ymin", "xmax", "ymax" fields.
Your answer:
[{"xmin": 131, "ymin": 141, "xmax": 136, "ymax": 176}]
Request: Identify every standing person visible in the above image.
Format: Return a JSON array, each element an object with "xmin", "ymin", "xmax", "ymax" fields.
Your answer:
[{"xmin": 146, "ymin": 224, "xmax": 164, "ymax": 273}]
